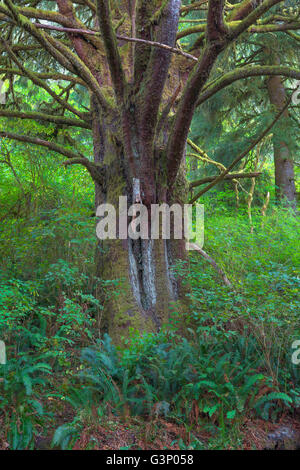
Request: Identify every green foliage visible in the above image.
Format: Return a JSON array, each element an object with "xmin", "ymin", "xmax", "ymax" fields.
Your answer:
[
  {"xmin": 74, "ymin": 323, "xmax": 298, "ymax": 425},
  {"xmin": 47, "ymin": 203, "xmax": 300, "ymax": 449},
  {"xmin": 0, "ymin": 255, "xmax": 100, "ymax": 449}
]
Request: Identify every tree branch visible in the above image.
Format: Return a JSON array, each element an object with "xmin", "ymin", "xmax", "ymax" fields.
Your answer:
[
  {"xmin": 96, "ymin": 0, "xmax": 125, "ymax": 103},
  {"xmin": 206, "ymin": 0, "xmax": 227, "ymax": 42},
  {"xmin": 187, "ymin": 242, "xmax": 233, "ymax": 288},
  {"xmin": 29, "ymin": 22, "xmax": 199, "ymax": 63},
  {"xmin": 136, "ymin": 0, "xmax": 182, "ymax": 198},
  {"xmin": 190, "ymin": 172, "xmax": 262, "ymax": 189},
  {"xmin": 2, "ymin": 1, "xmax": 77, "ymax": 74},
  {"xmin": 227, "ymin": 0, "xmax": 261, "ymax": 21},
  {"xmin": 167, "ymin": 43, "xmax": 225, "ymax": 187},
  {"xmin": 190, "ymin": 91, "xmax": 293, "ymax": 203},
  {"xmin": 188, "ymin": 138, "xmax": 225, "ymax": 170},
  {"xmin": 228, "ymin": 0, "xmax": 285, "ymax": 40},
  {"xmin": 3, "ymin": 0, "xmax": 110, "ymax": 111},
  {"xmin": 0, "ymin": 4, "xmax": 74, "ymax": 28},
  {"xmin": 62, "ymin": 157, "xmax": 105, "ymax": 185},
  {"xmin": 180, "ymin": 1, "xmax": 208, "ymax": 14},
  {"xmin": 0, "ymin": 130, "xmax": 85, "ymax": 160},
  {"xmin": 0, "ymin": 109, "xmax": 91, "ymax": 129},
  {"xmin": 196, "ymin": 65, "xmax": 300, "ymax": 106},
  {"xmin": 0, "ymin": 38, "xmax": 87, "ymax": 121},
  {"xmin": 0, "ymin": 67, "xmax": 85, "ymax": 85}
]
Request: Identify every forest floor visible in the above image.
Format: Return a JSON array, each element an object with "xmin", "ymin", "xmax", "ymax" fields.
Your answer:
[
  {"xmin": 1, "ymin": 400, "xmax": 299, "ymax": 450},
  {"xmin": 69, "ymin": 414, "xmax": 300, "ymax": 450}
]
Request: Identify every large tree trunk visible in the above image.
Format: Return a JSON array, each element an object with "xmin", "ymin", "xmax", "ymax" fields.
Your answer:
[
  {"xmin": 50, "ymin": 0, "xmax": 228, "ymax": 341},
  {"xmin": 91, "ymin": 97, "xmax": 189, "ymax": 342},
  {"xmin": 267, "ymin": 75, "xmax": 296, "ymax": 207}
]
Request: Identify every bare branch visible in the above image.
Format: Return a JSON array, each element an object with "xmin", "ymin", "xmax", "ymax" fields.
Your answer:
[
  {"xmin": 190, "ymin": 172, "xmax": 262, "ymax": 189},
  {"xmin": 187, "ymin": 138, "xmax": 225, "ymax": 170}
]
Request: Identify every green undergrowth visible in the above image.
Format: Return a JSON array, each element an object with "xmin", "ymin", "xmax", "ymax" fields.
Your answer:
[{"xmin": 0, "ymin": 201, "xmax": 299, "ymax": 449}]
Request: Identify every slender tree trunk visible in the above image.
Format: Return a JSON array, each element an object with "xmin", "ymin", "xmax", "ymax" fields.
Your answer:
[{"xmin": 267, "ymin": 74, "xmax": 296, "ymax": 207}]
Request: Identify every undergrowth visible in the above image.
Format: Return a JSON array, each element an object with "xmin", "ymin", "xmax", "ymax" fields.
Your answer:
[{"xmin": 0, "ymin": 200, "xmax": 299, "ymax": 450}]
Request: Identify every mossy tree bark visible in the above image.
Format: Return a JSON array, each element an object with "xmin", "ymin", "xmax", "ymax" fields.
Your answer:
[{"xmin": 91, "ymin": 94, "xmax": 189, "ymax": 341}]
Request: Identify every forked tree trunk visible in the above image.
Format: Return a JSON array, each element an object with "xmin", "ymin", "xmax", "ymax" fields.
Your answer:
[
  {"xmin": 49, "ymin": 0, "xmax": 231, "ymax": 341},
  {"xmin": 267, "ymin": 75, "xmax": 296, "ymax": 207},
  {"xmin": 91, "ymin": 97, "xmax": 189, "ymax": 342}
]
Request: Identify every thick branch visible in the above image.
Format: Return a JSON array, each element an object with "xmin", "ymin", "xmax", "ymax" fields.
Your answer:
[
  {"xmin": 0, "ymin": 4, "xmax": 74, "ymax": 28},
  {"xmin": 62, "ymin": 157, "xmax": 105, "ymax": 185},
  {"xmin": 55, "ymin": 0, "xmax": 104, "ymax": 88},
  {"xmin": 227, "ymin": 0, "xmax": 256, "ymax": 21},
  {"xmin": 180, "ymin": 1, "xmax": 208, "ymax": 14},
  {"xmin": 0, "ymin": 67, "xmax": 85, "ymax": 85},
  {"xmin": 197, "ymin": 65, "xmax": 300, "ymax": 106},
  {"xmin": 137, "ymin": 0, "xmax": 181, "ymax": 192},
  {"xmin": 248, "ymin": 22, "xmax": 300, "ymax": 33},
  {"xmin": 0, "ymin": 109, "xmax": 91, "ymax": 129},
  {"xmin": 177, "ymin": 24, "xmax": 206, "ymax": 40},
  {"xmin": 96, "ymin": 0, "xmax": 125, "ymax": 102},
  {"xmin": 0, "ymin": 130, "xmax": 84, "ymax": 160},
  {"xmin": 228, "ymin": 0, "xmax": 285, "ymax": 39},
  {"xmin": 206, "ymin": 0, "xmax": 227, "ymax": 42},
  {"xmin": 167, "ymin": 43, "xmax": 225, "ymax": 187}
]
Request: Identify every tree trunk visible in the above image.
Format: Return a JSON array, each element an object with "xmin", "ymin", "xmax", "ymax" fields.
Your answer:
[
  {"xmin": 91, "ymin": 97, "xmax": 189, "ymax": 343},
  {"xmin": 267, "ymin": 75, "xmax": 296, "ymax": 207}
]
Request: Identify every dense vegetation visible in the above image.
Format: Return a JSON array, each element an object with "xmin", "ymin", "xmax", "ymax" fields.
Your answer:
[
  {"xmin": 0, "ymin": 0, "xmax": 299, "ymax": 451},
  {"xmin": 0, "ymin": 160, "xmax": 299, "ymax": 449}
]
